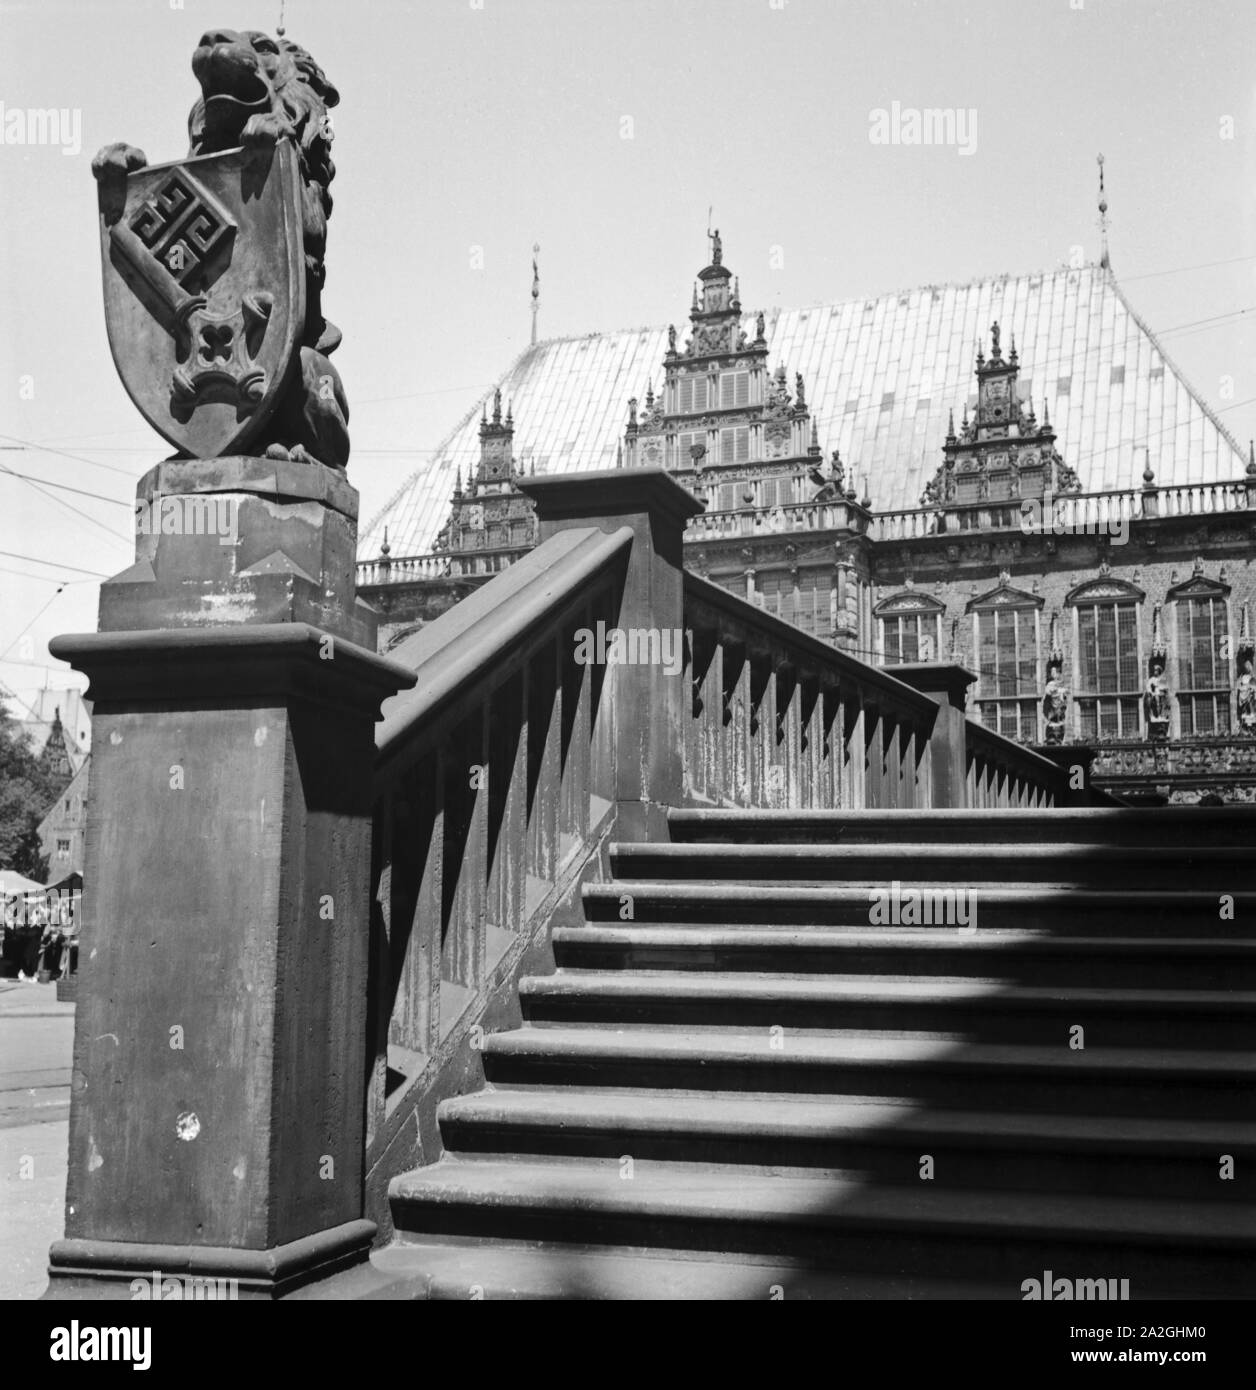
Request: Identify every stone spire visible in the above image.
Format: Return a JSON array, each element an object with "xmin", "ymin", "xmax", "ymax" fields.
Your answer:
[{"xmin": 1097, "ymin": 153, "xmax": 1110, "ymax": 271}]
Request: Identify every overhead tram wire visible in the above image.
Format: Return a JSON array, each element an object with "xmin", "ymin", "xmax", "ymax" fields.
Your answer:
[
  {"xmin": 0, "ymin": 470, "xmax": 131, "ymax": 508},
  {"xmin": 0, "ymin": 550, "xmax": 111, "ymax": 578},
  {"xmin": 0, "ymin": 435, "xmax": 135, "ymax": 476},
  {"xmin": 0, "ymin": 459, "xmax": 132, "ymax": 544}
]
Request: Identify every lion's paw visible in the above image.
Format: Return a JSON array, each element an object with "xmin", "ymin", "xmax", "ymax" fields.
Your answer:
[{"xmin": 241, "ymin": 112, "xmax": 295, "ymax": 147}]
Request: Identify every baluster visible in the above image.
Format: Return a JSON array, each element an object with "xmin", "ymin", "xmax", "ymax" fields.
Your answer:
[
  {"xmin": 525, "ymin": 637, "xmax": 561, "ymax": 902},
  {"xmin": 487, "ymin": 669, "xmax": 528, "ymax": 939},
  {"xmin": 845, "ymin": 692, "xmax": 867, "ymax": 809}
]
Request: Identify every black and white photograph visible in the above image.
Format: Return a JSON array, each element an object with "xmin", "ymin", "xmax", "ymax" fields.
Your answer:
[{"xmin": 0, "ymin": 0, "xmax": 1252, "ymax": 1355}]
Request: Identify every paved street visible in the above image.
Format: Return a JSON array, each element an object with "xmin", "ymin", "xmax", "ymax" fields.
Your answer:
[{"xmin": 0, "ymin": 980, "xmax": 73, "ymax": 1300}]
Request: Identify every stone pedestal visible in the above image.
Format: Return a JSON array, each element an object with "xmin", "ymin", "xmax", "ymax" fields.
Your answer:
[
  {"xmin": 884, "ymin": 663, "xmax": 977, "ymax": 809},
  {"xmin": 102, "ymin": 456, "xmax": 378, "ymax": 646},
  {"xmin": 1032, "ymin": 745, "xmax": 1101, "ymax": 806},
  {"xmin": 518, "ymin": 469, "xmax": 704, "ymax": 842},
  {"xmin": 45, "ymin": 459, "xmax": 414, "ymax": 1299}
]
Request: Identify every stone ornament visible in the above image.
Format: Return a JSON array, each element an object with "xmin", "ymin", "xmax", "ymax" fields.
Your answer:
[
  {"xmin": 1042, "ymin": 659, "xmax": 1069, "ymax": 744},
  {"xmin": 1145, "ymin": 655, "xmax": 1170, "ymax": 741},
  {"xmin": 1237, "ymin": 657, "xmax": 1256, "ymax": 735},
  {"xmin": 91, "ymin": 28, "xmax": 349, "ymax": 470}
]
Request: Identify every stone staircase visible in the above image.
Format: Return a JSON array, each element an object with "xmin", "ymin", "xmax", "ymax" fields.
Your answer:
[{"xmin": 382, "ymin": 808, "xmax": 1256, "ymax": 1299}]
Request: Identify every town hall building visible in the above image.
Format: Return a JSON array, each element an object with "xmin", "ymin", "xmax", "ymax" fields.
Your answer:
[{"xmin": 357, "ymin": 233, "xmax": 1256, "ymax": 804}]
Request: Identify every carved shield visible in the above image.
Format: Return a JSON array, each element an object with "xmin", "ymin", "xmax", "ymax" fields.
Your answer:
[{"xmin": 98, "ymin": 141, "xmax": 305, "ymax": 458}]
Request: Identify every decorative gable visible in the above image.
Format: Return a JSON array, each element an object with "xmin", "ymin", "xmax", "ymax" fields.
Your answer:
[
  {"xmin": 967, "ymin": 576, "xmax": 1043, "ymax": 612},
  {"xmin": 1065, "ymin": 576, "xmax": 1145, "ymax": 606},
  {"xmin": 874, "ymin": 590, "xmax": 946, "ymax": 617},
  {"xmin": 1166, "ymin": 574, "xmax": 1230, "ymax": 602}
]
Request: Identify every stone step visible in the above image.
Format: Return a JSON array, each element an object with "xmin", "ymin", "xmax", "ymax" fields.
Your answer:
[
  {"xmin": 609, "ymin": 841, "xmax": 1255, "ymax": 889},
  {"xmin": 367, "ymin": 1239, "xmax": 1012, "ymax": 1300},
  {"xmin": 517, "ymin": 972, "xmax": 1256, "ymax": 1048},
  {"xmin": 552, "ymin": 925, "xmax": 1256, "ymax": 988},
  {"xmin": 388, "ymin": 1155, "xmax": 1256, "ymax": 1296},
  {"xmin": 437, "ymin": 1090, "xmax": 1256, "ymax": 1201},
  {"xmin": 481, "ymin": 1026, "xmax": 1256, "ymax": 1119},
  {"xmin": 668, "ymin": 806, "xmax": 1256, "ymax": 847},
  {"xmin": 582, "ymin": 881, "xmax": 1256, "ymax": 934}
]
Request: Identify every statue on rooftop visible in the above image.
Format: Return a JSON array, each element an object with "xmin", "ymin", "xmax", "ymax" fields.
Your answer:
[{"xmin": 90, "ymin": 28, "xmax": 350, "ymax": 469}]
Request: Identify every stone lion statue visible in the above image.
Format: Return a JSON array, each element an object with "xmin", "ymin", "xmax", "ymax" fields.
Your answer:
[{"xmin": 92, "ymin": 28, "xmax": 349, "ymax": 469}]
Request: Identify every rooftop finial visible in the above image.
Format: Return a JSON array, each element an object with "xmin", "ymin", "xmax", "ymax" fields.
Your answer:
[
  {"xmin": 277, "ymin": 0, "xmax": 285, "ymax": 38},
  {"xmin": 492, "ymin": 388, "xmax": 502, "ymax": 424},
  {"xmin": 531, "ymin": 243, "xmax": 540, "ymax": 346},
  {"xmin": 947, "ymin": 407, "xmax": 956, "ymax": 441},
  {"xmin": 1097, "ymin": 153, "xmax": 1110, "ymax": 271},
  {"xmin": 1009, "ymin": 331, "xmax": 1018, "ymax": 365},
  {"xmin": 1248, "ymin": 441, "xmax": 1256, "ymax": 477}
]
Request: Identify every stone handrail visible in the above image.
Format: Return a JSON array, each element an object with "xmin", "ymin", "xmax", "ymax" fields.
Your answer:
[
  {"xmin": 964, "ymin": 718, "xmax": 1064, "ymax": 809},
  {"xmin": 682, "ymin": 571, "xmax": 942, "ymax": 810},
  {"xmin": 364, "ymin": 521, "xmax": 633, "ymax": 1229}
]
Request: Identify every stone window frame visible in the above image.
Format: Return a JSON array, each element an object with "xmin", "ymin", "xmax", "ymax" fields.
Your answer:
[
  {"xmin": 967, "ymin": 582, "xmax": 1044, "ymax": 743},
  {"xmin": 1065, "ymin": 576, "xmax": 1145, "ymax": 742},
  {"xmin": 874, "ymin": 590, "xmax": 945, "ymax": 665},
  {"xmin": 1166, "ymin": 574, "xmax": 1232, "ymax": 738}
]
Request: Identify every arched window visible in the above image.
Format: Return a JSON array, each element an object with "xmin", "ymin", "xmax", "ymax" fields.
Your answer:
[
  {"xmin": 875, "ymin": 590, "xmax": 944, "ymax": 665},
  {"xmin": 1066, "ymin": 577, "xmax": 1144, "ymax": 740},
  {"xmin": 1168, "ymin": 573, "xmax": 1230, "ymax": 735},
  {"xmin": 968, "ymin": 580, "xmax": 1043, "ymax": 741}
]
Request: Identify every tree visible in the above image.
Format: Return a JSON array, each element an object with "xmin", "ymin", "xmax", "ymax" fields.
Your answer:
[{"xmin": 0, "ymin": 704, "xmax": 66, "ymax": 880}]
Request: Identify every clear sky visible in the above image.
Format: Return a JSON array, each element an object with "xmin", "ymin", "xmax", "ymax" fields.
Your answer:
[{"xmin": 2, "ymin": 0, "xmax": 1254, "ymax": 709}]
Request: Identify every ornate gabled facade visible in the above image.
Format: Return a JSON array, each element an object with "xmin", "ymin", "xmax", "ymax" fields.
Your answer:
[
  {"xmin": 357, "ymin": 235, "xmax": 1256, "ymax": 804},
  {"xmin": 922, "ymin": 321, "xmax": 1081, "ymax": 508},
  {"xmin": 432, "ymin": 389, "xmax": 538, "ymax": 558},
  {"xmin": 622, "ymin": 231, "xmax": 827, "ymax": 514}
]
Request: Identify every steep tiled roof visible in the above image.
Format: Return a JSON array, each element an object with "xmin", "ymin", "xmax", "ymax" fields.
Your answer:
[{"xmin": 361, "ymin": 264, "xmax": 1247, "ymax": 560}]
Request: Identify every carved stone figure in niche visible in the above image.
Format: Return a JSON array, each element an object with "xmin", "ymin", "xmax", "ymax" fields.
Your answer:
[
  {"xmin": 1144, "ymin": 656, "xmax": 1170, "ymax": 740},
  {"xmin": 1237, "ymin": 657, "xmax": 1256, "ymax": 734},
  {"xmin": 1042, "ymin": 660, "xmax": 1069, "ymax": 744},
  {"xmin": 667, "ymin": 324, "xmax": 677, "ymax": 354},
  {"xmin": 91, "ymin": 27, "xmax": 349, "ymax": 468}
]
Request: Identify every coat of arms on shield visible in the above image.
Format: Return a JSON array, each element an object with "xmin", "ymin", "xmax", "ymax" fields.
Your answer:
[{"xmin": 98, "ymin": 141, "xmax": 305, "ymax": 459}]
